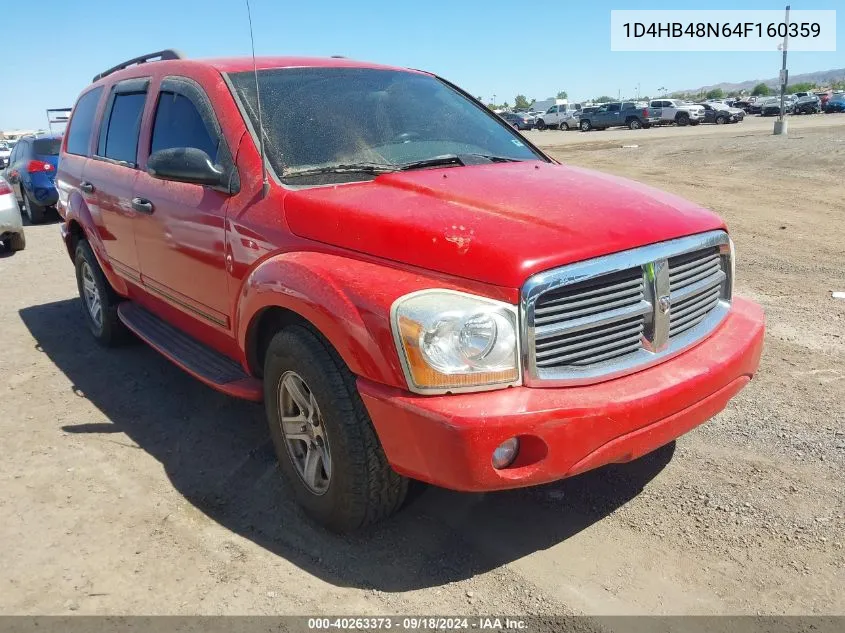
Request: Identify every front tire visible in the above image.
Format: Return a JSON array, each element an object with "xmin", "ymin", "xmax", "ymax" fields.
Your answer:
[
  {"xmin": 715, "ymin": 115, "xmax": 727, "ymax": 124},
  {"xmin": 676, "ymin": 113, "xmax": 689, "ymax": 126},
  {"xmin": 580, "ymin": 119, "xmax": 592, "ymax": 131},
  {"xmin": 74, "ymin": 240, "xmax": 128, "ymax": 346},
  {"xmin": 536, "ymin": 119, "xmax": 546, "ymax": 131},
  {"xmin": 264, "ymin": 326, "xmax": 408, "ymax": 532}
]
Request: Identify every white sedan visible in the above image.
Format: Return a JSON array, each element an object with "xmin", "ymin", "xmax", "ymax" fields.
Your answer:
[{"xmin": 0, "ymin": 176, "xmax": 25, "ymax": 252}]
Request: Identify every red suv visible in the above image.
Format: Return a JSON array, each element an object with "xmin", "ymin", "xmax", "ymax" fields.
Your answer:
[{"xmin": 57, "ymin": 50, "xmax": 765, "ymax": 531}]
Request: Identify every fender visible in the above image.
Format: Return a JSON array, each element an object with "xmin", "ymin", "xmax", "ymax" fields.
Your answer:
[
  {"xmin": 63, "ymin": 188, "xmax": 131, "ymax": 297},
  {"xmin": 235, "ymin": 251, "xmax": 513, "ymax": 390}
]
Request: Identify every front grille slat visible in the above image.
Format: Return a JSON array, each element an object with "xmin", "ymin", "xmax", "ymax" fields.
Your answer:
[
  {"xmin": 534, "ymin": 283, "xmax": 643, "ymax": 318},
  {"xmin": 524, "ymin": 232, "xmax": 731, "ymax": 385},
  {"xmin": 534, "ymin": 291, "xmax": 645, "ymax": 325},
  {"xmin": 536, "ymin": 321, "xmax": 644, "ymax": 363}
]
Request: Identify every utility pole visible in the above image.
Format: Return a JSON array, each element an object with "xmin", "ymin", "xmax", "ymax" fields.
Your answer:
[{"xmin": 774, "ymin": 5, "xmax": 790, "ymax": 135}]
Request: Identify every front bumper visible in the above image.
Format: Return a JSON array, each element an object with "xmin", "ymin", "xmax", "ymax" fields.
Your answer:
[{"xmin": 360, "ymin": 297, "xmax": 764, "ymax": 491}]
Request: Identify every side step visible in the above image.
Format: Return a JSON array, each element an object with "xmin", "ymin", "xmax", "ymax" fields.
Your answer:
[{"xmin": 117, "ymin": 303, "xmax": 263, "ymax": 402}]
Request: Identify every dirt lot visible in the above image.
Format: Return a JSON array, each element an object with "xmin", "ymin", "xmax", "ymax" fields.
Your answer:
[{"xmin": 1, "ymin": 114, "xmax": 843, "ymax": 617}]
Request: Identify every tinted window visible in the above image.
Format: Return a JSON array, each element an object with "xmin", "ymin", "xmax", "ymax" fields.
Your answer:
[
  {"xmin": 67, "ymin": 87, "xmax": 103, "ymax": 156},
  {"xmin": 151, "ymin": 92, "xmax": 218, "ymax": 160},
  {"xmin": 607, "ymin": 104, "xmax": 621, "ymax": 112},
  {"xmin": 101, "ymin": 92, "xmax": 146, "ymax": 164},
  {"xmin": 33, "ymin": 139, "xmax": 61, "ymax": 155}
]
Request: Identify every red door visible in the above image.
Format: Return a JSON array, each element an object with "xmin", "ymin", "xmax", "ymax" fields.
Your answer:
[{"xmin": 132, "ymin": 82, "xmax": 235, "ymax": 330}]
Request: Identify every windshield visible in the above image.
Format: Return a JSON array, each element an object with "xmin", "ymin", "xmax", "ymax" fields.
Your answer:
[{"xmin": 228, "ymin": 67, "xmax": 543, "ymax": 185}]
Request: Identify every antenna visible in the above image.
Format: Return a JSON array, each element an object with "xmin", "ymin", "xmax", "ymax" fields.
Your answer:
[{"xmin": 245, "ymin": 0, "xmax": 270, "ymax": 198}]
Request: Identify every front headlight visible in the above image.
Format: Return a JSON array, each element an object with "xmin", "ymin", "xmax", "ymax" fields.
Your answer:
[{"xmin": 391, "ymin": 290, "xmax": 521, "ymax": 394}]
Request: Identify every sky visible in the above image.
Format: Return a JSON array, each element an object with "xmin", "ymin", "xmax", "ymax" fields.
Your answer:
[{"xmin": 1, "ymin": 0, "xmax": 842, "ymax": 130}]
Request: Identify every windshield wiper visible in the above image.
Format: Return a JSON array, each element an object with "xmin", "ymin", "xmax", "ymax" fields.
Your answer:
[
  {"xmin": 397, "ymin": 153, "xmax": 525, "ymax": 171},
  {"xmin": 284, "ymin": 153, "xmax": 527, "ymax": 179},
  {"xmin": 284, "ymin": 163, "xmax": 399, "ymax": 178}
]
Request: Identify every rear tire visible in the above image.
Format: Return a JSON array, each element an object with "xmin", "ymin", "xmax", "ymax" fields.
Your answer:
[
  {"xmin": 264, "ymin": 326, "xmax": 409, "ymax": 532},
  {"xmin": 74, "ymin": 240, "xmax": 129, "ymax": 347},
  {"xmin": 21, "ymin": 193, "xmax": 46, "ymax": 223},
  {"xmin": 559, "ymin": 122, "xmax": 569, "ymax": 131},
  {"xmin": 627, "ymin": 118, "xmax": 642, "ymax": 130}
]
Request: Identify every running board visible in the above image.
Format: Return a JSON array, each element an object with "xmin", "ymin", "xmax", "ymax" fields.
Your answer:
[{"xmin": 117, "ymin": 303, "xmax": 263, "ymax": 402}]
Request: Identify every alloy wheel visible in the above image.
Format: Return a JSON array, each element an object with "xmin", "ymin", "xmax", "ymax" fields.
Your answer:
[
  {"xmin": 277, "ymin": 371, "xmax": 332, "ymax": 495},
  {"xmin": 80, "ymin": 261, "xmax": 103, "ymax": 328}
]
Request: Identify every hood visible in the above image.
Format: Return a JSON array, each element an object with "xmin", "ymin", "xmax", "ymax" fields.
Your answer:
[{"xmin": 283, "ymin": 162, "xmax": 725, "ymax": 289}]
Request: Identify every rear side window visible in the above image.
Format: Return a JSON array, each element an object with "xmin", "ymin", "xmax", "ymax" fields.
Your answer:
[
  {"xmin": 607, "ymin": 104, "xmax": 621, "ymax": 112},
  {"xmin": 151, "ymin": 92, "xmax": 218, "ymax": 160},
  {"xmin": 33, "ymin": 139, "xmax": 61, "ymax": 155},
  {"xmin": 66, "ymin": 87, "xmax": 103, "ymax": 156},
  {"xmin": 100, "ymin": 92, "xmax": 147, "ymax": 165}
]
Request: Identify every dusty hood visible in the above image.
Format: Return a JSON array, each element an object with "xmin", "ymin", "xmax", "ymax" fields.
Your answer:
[{"xmin": 283, "ymin": 161, "xmax": 725, "ymax": 289}]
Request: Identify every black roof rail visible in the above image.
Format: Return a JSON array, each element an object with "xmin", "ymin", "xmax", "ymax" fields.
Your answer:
[{"xmin": 92, "ymin": 49, "xmax": 185, "ymax": 83}]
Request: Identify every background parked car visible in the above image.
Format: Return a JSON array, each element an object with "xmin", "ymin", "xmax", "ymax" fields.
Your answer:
[
  {"xmin": 0, "ymin": 141, "xmax": 12, "ymax": 169},
  {"xmin": 761, "ymin": 95, "xmax": 796, "ymax": 116},
  {"xmin": 498, "ymin": 111, "xmax": 533, "ymax": 130},
  {"xmin": 696, "ymin": 102, "xmax": 744, "ymax": 124},
  {"xmin": 649, "ymin": 99, "xmax": 704, "ymax": 126},
  {"xmin": 534, "ymin": 102, "xmax": 581, "ymax": 130},
  {"xmin": 0, "ymin": 176, "xmax": 26, "ymax": 252},
  {"xmin": 793, "ymin": 95, "xmax": 821, "ymax": 114},
  {"xmin": 2, "ymin": 133, "xmax": 61, "ymax": 223},
  {"xmin": 579, "ymin": 101, "xmax": 658, "ymax": 130},
  {"xmin": 824, "ymin": 93, "xmax": 845, "ymax": 113}
]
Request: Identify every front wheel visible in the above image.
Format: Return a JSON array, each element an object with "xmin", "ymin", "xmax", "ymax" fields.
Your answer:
[
  {"xmin": 536, "ymin": 119, "xmax": 546, "ymax": 131},
  {"xmin": 264, "ymin": 326, "xmax": 409, "ymax": 532},
  {"xmin": 676, "ymin": 113, "xmax": 689, "ymax": 126},
  {"xmin": 715, "ymin": 115, "xmax": 727, "ymax": 124},
  {"xmin": 580, "ymin": 119, "xmax": 592, "ymax": 131}
]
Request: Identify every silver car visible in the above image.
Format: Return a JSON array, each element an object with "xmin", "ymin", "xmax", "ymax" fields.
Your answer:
[{"xmin": 0, "ymin": 176, "xmax": 25, "ymax": 252}]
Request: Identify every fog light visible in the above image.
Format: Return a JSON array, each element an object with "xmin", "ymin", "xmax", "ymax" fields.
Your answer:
[{"xmin": 492, "ymin": 438, "xmax": 520, "ymax": 470}]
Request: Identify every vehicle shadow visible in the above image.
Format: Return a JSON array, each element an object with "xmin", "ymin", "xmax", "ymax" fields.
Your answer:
[{"xmin": 20, "ymin": 299, "xmax": 674, "ymax": 592}]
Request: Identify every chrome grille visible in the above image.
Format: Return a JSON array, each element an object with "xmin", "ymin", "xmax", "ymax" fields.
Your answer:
[
  {"xmin": 668, "ymin": 247, "xmax": 726, "ymax": 338},
  {"xmin": 521, "ymin": 231, "xmax": 732, "ymax": 387}
]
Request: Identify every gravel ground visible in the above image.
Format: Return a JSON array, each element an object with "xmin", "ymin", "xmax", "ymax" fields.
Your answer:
[{"xmin": 1, "ymin": 114, "xmax": 843, "ymax": 616}]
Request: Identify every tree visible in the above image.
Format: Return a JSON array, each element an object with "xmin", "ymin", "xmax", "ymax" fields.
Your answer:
[
  {"xmin": 514, "ymin": 94, "xmax": 531, "ymax": 110},
  {"xmin": 556, "ymin": 90, "xmax": 568, "ymax": 100},
  {"xmin": 751, "ymin": 83, "xmax": 771, "ymax": 96},
  {"xmin": 786, "ymin": 81, "xmax": 816, "ymax": 94},
  {"xmin": 705, "ymin": 88, "xmax": 725, "ymax": 100},
  {"xmin": 594, "ymin": 95, "xmax": 613, "ymax": 103}
]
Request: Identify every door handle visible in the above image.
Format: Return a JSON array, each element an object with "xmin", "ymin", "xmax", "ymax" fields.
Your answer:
[
  {"xmin": 79, "ymin": 181, "xmax": 95, "ymax": 193},
  {"xmin": 131, "ymin": 197, "xmax": 154, "ymax": 214}
]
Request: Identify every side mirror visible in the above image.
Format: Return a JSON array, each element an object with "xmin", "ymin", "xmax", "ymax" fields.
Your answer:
[{"xmin": 147, "ymin": 147, "xmax": 224, "ymax": 187}]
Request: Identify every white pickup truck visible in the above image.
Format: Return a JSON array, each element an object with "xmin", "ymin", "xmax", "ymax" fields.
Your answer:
[
  {"xmin": 535, "ymin": 102, "xmax": 582, "ymax": 130},
  {"xmin": 649, "ymin": 99, "xmax": 705, "ymax": 126}
]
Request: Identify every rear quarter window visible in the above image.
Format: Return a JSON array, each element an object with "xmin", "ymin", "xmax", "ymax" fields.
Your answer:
[{"xmin": 66, "ymin": 87, "xmax": 104, "ymax": 156}]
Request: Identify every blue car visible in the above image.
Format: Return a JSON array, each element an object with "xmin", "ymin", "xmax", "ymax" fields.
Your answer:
[
  {"xmin": 3, "ymin": 133, "xmax": 61, "ymax": 223},
  {"xmin": 824, "ymin": 93, "xmax": 845, "ymax": 113}
]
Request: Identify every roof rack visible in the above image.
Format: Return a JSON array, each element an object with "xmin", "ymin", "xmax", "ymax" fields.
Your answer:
[{"xmin": 92, "ymin": 49, "xmax": 185, "ymax": 83}]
